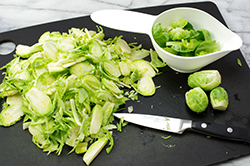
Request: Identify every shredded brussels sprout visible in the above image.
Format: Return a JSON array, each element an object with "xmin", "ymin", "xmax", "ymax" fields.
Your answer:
[{"xmin": 0, "ymin": 27, "xmax": 166, "ymax": 165}]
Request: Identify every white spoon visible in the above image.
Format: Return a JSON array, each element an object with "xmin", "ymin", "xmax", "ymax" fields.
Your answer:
[{"xmin": 91, "ymin": 7, "xmax": 242, "ymax": 73}]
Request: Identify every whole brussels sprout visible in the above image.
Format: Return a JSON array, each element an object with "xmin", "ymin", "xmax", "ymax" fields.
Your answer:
[
  {"xmin": 210, "ymin": 87, "xmax": 229, "ymax": 111},
  {"xmin": 185, "ymin": 87, "xmax": 208, "ymax": 113},
  {"xmin": 188, "ymin": 70, "xmax": 221, "ymax": 91}
]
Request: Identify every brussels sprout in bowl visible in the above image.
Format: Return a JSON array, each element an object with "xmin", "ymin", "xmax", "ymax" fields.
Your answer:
[
  {"xmin": 91, "ymin": 7, "xmax": 242, "ymax": 73},
  {"xmin": 151, "ymin": 7, "xmax": 242, "ymax": 73}
]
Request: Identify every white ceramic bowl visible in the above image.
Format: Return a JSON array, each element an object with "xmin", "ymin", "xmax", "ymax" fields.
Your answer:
[
  {"xmin": 151, "ymin": 8, "xmax": 242, "ymax": 73},
  {"xmin": 91, "ymin": 7, "xmax": 242, "ymax": 73}
]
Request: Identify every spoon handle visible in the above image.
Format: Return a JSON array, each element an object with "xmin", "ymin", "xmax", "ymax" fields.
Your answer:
[{"xmin": 90, "ymin": 9, "xmax": 156, "ymax": 35}]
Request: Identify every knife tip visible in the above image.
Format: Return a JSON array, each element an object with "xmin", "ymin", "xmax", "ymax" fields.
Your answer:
[
  {"xmin": 113, "ymin": 113, "xmax": 124, "ymax": 119},
  {"xmin": 113, "ymin": 113, "xmax": 118, "ymax": 117}
]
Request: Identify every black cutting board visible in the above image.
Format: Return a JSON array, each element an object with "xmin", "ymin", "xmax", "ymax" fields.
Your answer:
[{"xmin": 0, "ymin": 1, "xmax": 250, "ymax": 166}]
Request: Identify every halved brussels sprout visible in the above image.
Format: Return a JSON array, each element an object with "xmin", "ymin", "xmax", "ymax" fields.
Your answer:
[
  {"xmin": 16, "ymin": 43, "xmax": 43, "ymax": 58},
  {"xmin": 135, "ymin": 74, "xmax": 155, "ymax": 96},
  {"xmin": 133, "ymin": 60, "xmax": 156, "ymax": 78},
  {"xmin": 185, "ymin": 87, "xmax": 208, "ymax": 113},
  {"xmin": 88, "ymin": 40, "xmax": 103, "ymax": 62},
  {"xmin": 28, "ymin": 123, "xmax": 47, "ymax": 145},
  {"xmin": 43, "ymin": 41, "xmax": 58, "ymax": 61},
  {"xmin": 28, "ymin": 120, "xmax": 58, "ymax": 154},
  {"xmin": 7, "ymin": 57, "xmax": 22, "ymax": 77},
  {"xmin": 29, "ymin": 52, "xmax": 46, "ymax": 67},
  {"xmin": 0, "ymin": 84, "xmax": 19, "ymax": 97},
  {"xmin": 81, "ymin": 75, "xmax": 102, "ymax": 93},
  {"xmin": 129, "ymin": 48, "xmax": 149, "ymax": 61},
  {"xmin": 6, "ymin": 93, "xmax": 23, "ymax": 105},
  {"xmin": 65, "ymin": 126, "xmax": 80, "ymax": 147},
  {"xmin": 38, "ymin": 31, "xmax": 50, "ymax": 43},
  {"xmin": 83, "ymin": 137, "xmax": 108, "ymax": 165},
  {"xmin": 35, "ymin": 72, "xmax": 56, "ymax": 94},
  {"xmin": 0, "ymin": 104, "xmax": 23, "ymax": 126},
  {"xmin": 70, "ymin": 61, "xmax": 95, "ymax": 77},
  {"xmin": 210, "ymin": 87, "xmax": 229, "ymax": 111},
  {"xmin": 25, "ymin": 87, "xmax": 53, "ymax": 116},
  {"xmin": 101, "ymin": 60, "xmax": 121, "ymax": 79},
  {"xmin": 75, "ymin": 142, "xmax": 88, "ymax": 154},
  {"xmin": 188, "ymin": 70, "xmax": 221, "ymax": 91},
  {"xmin": 70, "ymin": 99, "xmax": 81, "ymax": 126},
  {"xmin": 102, "ymin": 101, "xmax": 115, "ymax": 125},
  {"xmin": 89, "ymin": 104, "xmax": 103, "ymax": 135},
  {"xmin": 118, "ymin": 61, "xmax": 131, "ymax": 76},
  {"xmin": 115, "ymin": 38, "xmax": 131, "ymax": 55},
  {"xmin": 14, "ymin": 70, "xmax": 31, "ymax": 81},
  {"xmin": 102, "ymin": 78, "xmax": 123, "ymax": 95},
  {"xmin": 58, "ymin": 38, "xmax": 75, "ymax": 53}
]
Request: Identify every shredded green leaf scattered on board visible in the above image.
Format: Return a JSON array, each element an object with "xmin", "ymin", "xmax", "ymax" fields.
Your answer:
[
  {"xmin": 0, "ymin": 27, "xmax": 166, "ymax": 165},
  {"xmin": 237, "ymin": 58, "xmax": 242, "ymax": 67},
  {"xmin": 161, "ymin": 135, "xmax": 171, "ymax": 140}
]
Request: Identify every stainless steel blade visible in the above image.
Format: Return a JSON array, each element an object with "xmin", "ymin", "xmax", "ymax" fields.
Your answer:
[{"xmin": 113, "ymin": 113, "xmax": 192, "ymax": 134}]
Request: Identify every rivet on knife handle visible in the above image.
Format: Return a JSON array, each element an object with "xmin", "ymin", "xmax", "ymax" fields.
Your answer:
[{"xmin": 191, "ymin": 121, "xmax": 250, "ymax": 143}]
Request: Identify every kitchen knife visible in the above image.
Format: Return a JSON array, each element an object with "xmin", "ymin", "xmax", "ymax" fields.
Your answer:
[{"xmin": 113, "ymin": 113, "xmax": 250, "ymax": 143}]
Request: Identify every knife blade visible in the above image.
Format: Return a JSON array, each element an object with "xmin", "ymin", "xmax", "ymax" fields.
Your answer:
[{"xmin": 113, "ymin": 113, "xmax": 250, "ymax": 143}]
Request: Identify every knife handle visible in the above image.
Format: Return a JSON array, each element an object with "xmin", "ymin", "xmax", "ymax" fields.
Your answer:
[{"xmin": 191, "ymin": 121, "xmax": 250, "ymax": 143}]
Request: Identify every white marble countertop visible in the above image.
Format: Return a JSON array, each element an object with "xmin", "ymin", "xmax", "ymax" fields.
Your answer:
[{"xmin": 0, "ymin": 0, "xmax": 250, "ymax": 165}]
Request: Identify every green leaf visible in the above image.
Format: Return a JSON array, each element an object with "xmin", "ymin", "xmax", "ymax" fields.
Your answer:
[
  {"xmin": 163, "ymin": 47, "xmax": 178, "ymax": 55},
  {"xmin": 196, "ymin": 29, "xmax": 212, "ymax": 41},
  {"xmin": 171, "ymin": 18, "xmax": 188, "ymax": 28},
  {"xmin": 161, "ymin": 135, "xmax": 171, "ymax": 140},
  {"xmin": 150, "ymin": 50, "xmax": 167, "ymax": 68},
  {"xmin": 169, "ymin": 28, "xmax": 190, "ymax": 41},
  {"xmin": 152, "ymin": 23, "xmax": 168, "ymax": 47},
  {"xmin": 195, "ymin": 40, "xmax": 221, "ymax": 56},
  {"xmin": 237, "ymin": 58, "xmax": 242, "ymax": 67}
]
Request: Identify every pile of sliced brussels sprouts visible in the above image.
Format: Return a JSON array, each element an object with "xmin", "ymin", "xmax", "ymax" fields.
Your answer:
[
  {"xmin": 185, "ymin": 70, "xmax": 229, "ymax": 113},
  {"xmin": 0, "ymin": 27, "xmax": 166, "ymax": 165}
]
